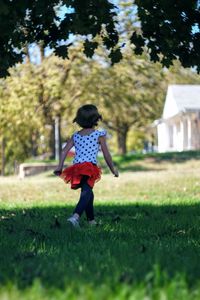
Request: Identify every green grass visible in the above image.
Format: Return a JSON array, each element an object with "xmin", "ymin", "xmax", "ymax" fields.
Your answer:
[{"xmin": 1, "ymin": 154, "xmax": 200, "ymax": 299}]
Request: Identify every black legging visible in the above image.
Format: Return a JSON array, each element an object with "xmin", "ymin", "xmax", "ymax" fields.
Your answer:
[{"xmin": 74, "ymin": 176, "xmax": 94, "ymax": 221}]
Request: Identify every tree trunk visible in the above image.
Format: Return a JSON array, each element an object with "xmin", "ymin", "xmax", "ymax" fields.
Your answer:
[
  {"xmin": 39, "ymin": 41, "xmax": 45, "ymax": 62},
  {"xmin": 49, "ymin": 121, "xmax": 55, "ymax": 159},
  {"xmin": 54, "ymin": 116, "xmax": 62, "ymax": 161},
  {"xmin": 31, "ymin": 132, "xmax": 39, "ymax": 157},
  {"xmin": 1, "ymin": 137, "xmax": 5, "ymax": 176},
  {"xmin": 117, "ymin": 128, "xmax": 128, "ymax": 155}
]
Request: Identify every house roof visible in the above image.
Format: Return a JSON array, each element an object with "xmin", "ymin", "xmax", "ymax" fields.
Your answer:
[
  {"xmin": 169, "ymin": 84, "xmax": 200, "ymax": 111},
  {"xmin": 162, "ymin": 84, "xmax": 200, "ymax": 119}
]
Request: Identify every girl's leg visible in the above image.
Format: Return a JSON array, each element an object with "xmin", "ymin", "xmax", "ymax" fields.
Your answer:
[
  {"xmin": 85, "ymin": 190, "xmax": 94, "ymax": 221},
  {"xmin": 73, "ymin": 176, "xmax": 93, "ymax": 217}
]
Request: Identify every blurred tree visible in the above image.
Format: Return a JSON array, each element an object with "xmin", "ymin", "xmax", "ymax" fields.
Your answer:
[
  {"xmin": 0, "ymin": 45, "xmax": 88, "ymax": 172},
  {"xmin": 166, "ymin": 61, "xmax": 200, "ymax": 84},
  {"xmin": 1, "ymin": 42, "xmax": 200, "ymax": 173},
  {"xmin": 0, "ymin": 0, "xmax": 199, "ymax": 77},
  {"xmin": 82, "ymin": 50, "xmax": 166, "ymax": 154},
  {"xmin": 0, "ymin": 63, "xmax": 44, "ymax": 173},
  {"xmin": 127, "ymin": 130, "xmax": 146, "ymax": 152},
  {"xmin": 0, "ymin": 80, "xmax": 7, "ymax": 175}
]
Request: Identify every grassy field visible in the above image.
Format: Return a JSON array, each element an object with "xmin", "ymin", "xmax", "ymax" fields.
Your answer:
[{"xmin": 1, "ymin": 153, "xmax": 200, "ymax": 299}]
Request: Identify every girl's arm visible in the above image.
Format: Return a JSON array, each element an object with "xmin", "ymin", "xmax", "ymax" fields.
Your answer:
[
  {"xmin": 54, "ymin": 137, "xmax": 74, "ymax": 176},
  {"xmin": 99, "ymin": 136, "xmax": 119, "ymax": 177}
]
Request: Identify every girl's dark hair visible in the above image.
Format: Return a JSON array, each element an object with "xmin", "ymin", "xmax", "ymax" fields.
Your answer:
[{"xmin": 73, "ymin": 104, "xmax": 102, "ymax": 128}]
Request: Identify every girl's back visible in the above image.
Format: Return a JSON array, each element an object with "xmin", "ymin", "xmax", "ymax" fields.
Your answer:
[{"xmin": 73, "ymin": 129, "xmax": 106, "ymax": 165}]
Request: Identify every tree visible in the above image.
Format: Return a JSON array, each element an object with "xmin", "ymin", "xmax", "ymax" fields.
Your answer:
[
  {"xmin": 0, "ymin": 45, "xmax": 89, "ymax": 173},
  {"xmin": 80, "ymin": 50, "xmax": 166, "ymax": 154},
  {"xmin": 0, "ymin": 63, "xmax": 46, "ymax": 173},
  {"xmin": 1, "ymin": 45, "xmax": 200, "ymax": 173},
  {"xmin": 133, "ymin": 0, "xmax": 200, "ymax": 71},
  {"xmin": 166, "ymin": 60, "xmax": 200, "ymax": 84},
  {"xmin": 0, "ymin": 0, "xmax": 118, "ymax": 77},
  {"xmin": 0, "ymin": 1, "xmax": 199, "ymax": 77}
]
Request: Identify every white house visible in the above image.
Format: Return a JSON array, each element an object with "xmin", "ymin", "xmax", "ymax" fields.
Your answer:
[{"xmin": 154, "ymin": 85, "xmax": 200, "ymax": 153}]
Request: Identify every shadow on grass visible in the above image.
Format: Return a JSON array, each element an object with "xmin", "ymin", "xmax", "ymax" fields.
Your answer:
[{"xmin": 1, "ymin": 203, "xmax": 200, "ymax": 290}]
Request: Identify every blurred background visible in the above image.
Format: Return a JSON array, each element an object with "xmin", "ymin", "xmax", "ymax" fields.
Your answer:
[{"xmin": 1, "ymin": 3, "xmax": 200, "ymax": 176}]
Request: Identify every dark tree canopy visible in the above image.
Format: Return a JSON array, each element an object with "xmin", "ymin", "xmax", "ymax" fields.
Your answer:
[
  {"xmin": 0, "ymin": 0, "xmax": 200, "ymax": 77},
  {"xmin": 133, "ymin": 0, "xmax": 200, "ymax": 70}
]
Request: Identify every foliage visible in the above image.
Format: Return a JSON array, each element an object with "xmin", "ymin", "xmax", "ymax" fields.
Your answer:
[
  {"xmin": 127, "ymin": 130, "xmax": 146, "ymax": 152},
  {"xmin": 166, "ymin": 60, "xmax": 200, "ymax": 84},
  {"xmin": 1, "ymin": 43, "xmax": 200, "ymax": 172},
  {"xmin": 0, "ymin": 0, "xmax": 118, "ymax": 77},
  {"xmin": 0, "ymin": 49, "xmax": 87, "ymax": 173},
  {"xmin": 134, "ymin": 0, "xmax": 200, "ymax": 71},
  {"xmin": 0, "ymin": 1, "xmax": 200, "ymax": 77},
  {"xmin": 81, "ymin": 49, "xmax": 167, "ymax": 154}
]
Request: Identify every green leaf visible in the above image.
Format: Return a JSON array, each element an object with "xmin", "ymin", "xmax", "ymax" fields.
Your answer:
[
  {"xmin": 130, "ymin": 32, "xmax": 145, "ymax": 55},
  {"xmin": 109, "ymin": 48, "xmax": 123, "ymax": 65},
  {"xmin": 54, "ymin": 45, "xmax": 69, "ymax": 59},
  {"xmin": 83, "ymin": 40, "xmax": 98, "ymax": 58}
]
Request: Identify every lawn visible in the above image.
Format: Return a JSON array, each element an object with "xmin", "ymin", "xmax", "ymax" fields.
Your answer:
[{"xmin": 1, "ymin": 154, "xmax": 200, "ymax": 299}]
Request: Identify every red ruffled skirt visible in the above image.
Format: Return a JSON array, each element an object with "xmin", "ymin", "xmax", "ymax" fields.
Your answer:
[{"xmin": 60, "ymin": 162, "xmax": 101, "ymax": 189}]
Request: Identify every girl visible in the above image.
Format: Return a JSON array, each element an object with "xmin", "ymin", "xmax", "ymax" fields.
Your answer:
[{"xmin": 54, "ymin": 104, "xmax": 118, "ymax": 227}]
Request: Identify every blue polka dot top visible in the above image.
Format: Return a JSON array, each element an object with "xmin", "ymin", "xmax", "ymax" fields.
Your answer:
[{"xmin": 73, "ymin": 129, "xmax": 107, "ymax": 165}]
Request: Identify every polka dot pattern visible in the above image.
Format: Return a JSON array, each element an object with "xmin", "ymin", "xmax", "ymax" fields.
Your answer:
[{"xmin": 73, "ymin": 129, "xmax": 106, "ymax": 164}]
